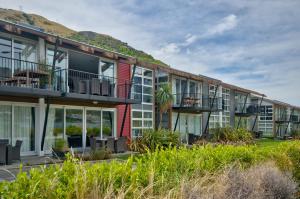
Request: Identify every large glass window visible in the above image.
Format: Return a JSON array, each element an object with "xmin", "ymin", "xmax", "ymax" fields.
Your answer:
[
  {"xmin": 0, "ymin": 36, "xmax": 12, "ymax": 59},
  {"xmin": 222, "ymin": 88, "xmax": 230, "ymax": 127},
  {"xmin": 45, "ymin": 108, "xmax": 64, "ymax": 152},
  {"xmin": 100, "ymin": 59, "xmax": 115, "ymax": 78},
  {"xmin": 13, "ymin": 106, "xmax": 35, "ymax": 152},
  {"xmin": 132, "ymin": 66, "xmax": 153, "ymax": 138},
  {"xmin": 66, "ymin": 109, "xmax": 83, "ymax": 148},
  {"xmin": 102, "ymin": 111, "xmax": 114, "ymax": 138},
  {"xmin": 0, "ymin": 105, "xmax": 12, "ymax": 142},
  {"xmin": 259, "ymin": 105, "xmax": 273, "ymax": 136},
  {"xmin": 209, "ymin": 84, "xmax": 221, "ymax": 129}
]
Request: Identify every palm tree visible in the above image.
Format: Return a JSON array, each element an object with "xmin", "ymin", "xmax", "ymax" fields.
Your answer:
[{"xmin": 156, "ymin": 84, "xmax": 174, "ymax": 129}]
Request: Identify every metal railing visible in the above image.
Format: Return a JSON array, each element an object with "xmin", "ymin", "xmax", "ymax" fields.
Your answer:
[
  {"xmin": 172, "ymin": 93, "xmax": 223, "ymax": 111},
  {"xmin": 0, "ymin": 56, "xmax": 139, "ymax": 102},
  {"xmin": 235, "ymin": 103, "xmax": 260, "ymax": 115},
  {"xmin": 0, "ymin": 56, "xmax": 53, "ymax": 89},
  {"xmin": 274, "ymin": 114, "xmax": 290, "ymax": 122}
]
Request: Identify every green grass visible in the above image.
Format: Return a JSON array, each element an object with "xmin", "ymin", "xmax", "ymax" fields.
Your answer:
[
  {"xmin": 254, "ymin": 138, "xmax": 285, "ymax": 148},
  {"xmin": 0, "ymin": 140, "xmax": 299, "ymax": 198}
]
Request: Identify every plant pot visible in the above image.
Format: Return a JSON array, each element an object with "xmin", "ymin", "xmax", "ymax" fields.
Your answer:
[
  {"xmin": 52, "ymin": 148, "xmax": 67, "ymax": 158},
  {"xmin": 67, "ymin": 135, "xmax": 82, "ymax": 148}
]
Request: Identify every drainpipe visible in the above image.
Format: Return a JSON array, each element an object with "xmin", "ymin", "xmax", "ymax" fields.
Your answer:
[
  {"xmin": 203, "ymin": 84, "xmax": 220, "ymax": 137},
  {"xmin": 173, "ymin": 78, "xmax": 188, "ymax": 132},
  {"xmin": 251, "ymin": 95, "xmax": 264, "ymax": 132},
  {"xmin": 41, "ymin": 36, "xmax": 59, "ymax": 151},
  {"xmin": 236, "ymin": 93, "xmax": 249, "ymax": 129}
]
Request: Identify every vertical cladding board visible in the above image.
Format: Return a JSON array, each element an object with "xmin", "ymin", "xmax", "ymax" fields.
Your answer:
[{"xmin": 117, "ymin": 61, "xmax": 131, "ymax": 138}]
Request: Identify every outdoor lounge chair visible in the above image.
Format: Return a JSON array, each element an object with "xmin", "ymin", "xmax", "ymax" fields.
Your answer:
[
  {"xmin": 0, "ymin": 143, "xmax": 7, "ymax": 164},
  {"xmin": 11, "ymin": 140, "xmax": 22, "ymax": 161},
  {"xmin": 106, "ymin": 137, "xmax": 115, "ymax": 153}
]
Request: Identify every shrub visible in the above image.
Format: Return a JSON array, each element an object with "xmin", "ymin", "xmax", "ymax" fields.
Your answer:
[
  {"xmin": 53, "ymin": 138, "xmax": 68, "ymax": 151},
  {"xmin": 181, "ymin": 162, "xmax": 298, "ymax": 199},
  {"xmin": 291, "ymin": 129, "xmax": 300, "ymax": 139},
  {"xmin": 211, "ymin": 127, "xmax": 253, "ymax": 143},
  {"xmin": 86, "ymin": 127, "xmax": 100, "ymax": 137},
  {"xmin": 129, "ymin": 128, "xmax": 180, "ymax": 152},
  {"xmin": 0, "ymin": 141, "xmax": 299, "ymax": 198},
  {"xmin": 66, "ymin": 125, "xmax": 82, "ymax": 136}
]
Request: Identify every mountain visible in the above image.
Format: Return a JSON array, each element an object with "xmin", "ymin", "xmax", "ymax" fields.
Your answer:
[{"xmin": 0, "ymin": 8, "xmax": 168, "ymax": 66}]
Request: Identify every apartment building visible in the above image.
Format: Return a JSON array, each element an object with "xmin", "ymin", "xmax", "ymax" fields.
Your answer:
[
  {"xmin": 0, "ymin": 20, "xmax": 147, "ymax": 156},
  {"xmin": 0, "ymin": 20, "xmax": 299, "ymax": 156}
]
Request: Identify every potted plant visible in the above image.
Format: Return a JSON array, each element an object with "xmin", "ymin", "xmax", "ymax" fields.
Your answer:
[
  {"xmin": 52, "ymin": 138, "xmax": 68, "ymax": 158},
  {"xmin": 103, "ymin": 126, "xmax": 112, "ymax": 137},
  {"xmin": 66, "ymin": 125, "xmax": 83, "ymax": 148},
  {"xmin": 38, "ymin": 60, "xmax": 52, "ymax": 89},
  {"xmin": 86, "ymin": 127, "xmax": 100, "ymax": 147}
]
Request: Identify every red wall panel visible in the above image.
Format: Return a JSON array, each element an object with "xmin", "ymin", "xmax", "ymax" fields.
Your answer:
[{"xmin": 117, "ymin": 61, "xmax": 131, "ymax": 138}]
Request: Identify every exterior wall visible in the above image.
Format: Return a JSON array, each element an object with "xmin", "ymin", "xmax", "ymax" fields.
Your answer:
[{"xmin": 116, "ymin": 61, "xmax": 131, "ymax": 138}]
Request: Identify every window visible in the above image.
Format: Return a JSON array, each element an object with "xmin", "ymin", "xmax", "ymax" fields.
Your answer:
[
  {"xmin": 131, "ymin": 66, "xmax": 153, "ymax": 138},
  {"xmin": 14, "ymin": 40, "xmax": 36, "ymax": 63},
  {"xmin": 259, "ymin": 105, "xmax": 273, "ymax": 136},
  {"xmin": 99, "ymin": 59, "xmax": 115, "ymax": 78},
  {"xmin": 0, "ymin": 103, "xmax": 35, "ymax": 153},
  {"xmin": 209, "ymin": 84, "xmax": 221, "ymax": 129},
  {"xmin": 0, "ymin": 36, "xmax": 12, "ymax": 79},
  {"xmin": 46, "ymin": 48, "xmax": 68, "ymax": 70},
  {"xmin": 222, "ymin": 88, "xmax": 230, "ymax": 127}
]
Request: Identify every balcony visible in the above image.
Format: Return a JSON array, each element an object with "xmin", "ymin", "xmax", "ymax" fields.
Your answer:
[
  {"xmin": 172, "ymin": 93, "xmax": 223, "ymax": 113},
  {"xmin": 274, "ymin": 114, "xmax": 289, "ymax": 123},
  {"xmin": 235, "ymin": 103, "xmax": 260, "ymax": 117},
  {"xmin": 0, "ymin": 56, "xmax": 139, "ymax": 105}
]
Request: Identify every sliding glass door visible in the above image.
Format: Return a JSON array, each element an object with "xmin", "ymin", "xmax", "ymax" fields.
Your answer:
[
  {"xmin": 45, "ymin": 108, "xmax": 64, "ymax": 152},
  {"xmin": 66, "ymin": 108, "xmax": 83, "ymax": 148},
  {"xmin": 0, "ymin": 103, "xmax": 36, "ymax": 154},
  {"xmin": 0, "ymin": 105, "xmax": 12, "ymax": 142}
]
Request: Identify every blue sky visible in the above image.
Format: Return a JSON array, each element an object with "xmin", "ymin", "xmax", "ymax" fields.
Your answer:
[{"xmin": 1, "ymin": 0, "xmax": 300, "ymax": 105}]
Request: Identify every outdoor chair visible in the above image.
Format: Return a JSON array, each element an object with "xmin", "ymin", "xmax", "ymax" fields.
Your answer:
[
  {"xmin": 91, "ymin": 78, "xmax": 101, "ymax": 95},
  {"xmin": 106, "ymin": 138, "xmax": 115, "ymax": 153},
  {"xmin": 0, "ymin": 143, "xmax": 7, "ymax": 164},
  {"xmin": 78, "ymin": 80, "xmax": 89, "ymax": 94},
  {"xmin": 11, "ymin": 140, "xmax": 22, "ymax": 161},
  {"xmin": 101, "ymin": 79, "xmax": 109, "ymax": 96},
  {"xmin": 115, "ymin": 136, "xmax": 127, "ymax": 153},
  {"xmin": 0, "ymin": 139, "xmax": 9, "ymax": 145}
]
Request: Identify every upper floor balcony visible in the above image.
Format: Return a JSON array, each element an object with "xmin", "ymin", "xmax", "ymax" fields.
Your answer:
[
  {"xmin": 235, "ymin": 103, "xmax": 260, "ymax": 117},
  {"xmin": 0, "ymin": 56, "xmax": 140, "ymax": 105},
  {"xmin": 172, "ymin": 92, "xmax": 223, "ymax": 113},
  {"xmin": 274, "ymin": 113, "xmax": 290, "ymax": 123}
]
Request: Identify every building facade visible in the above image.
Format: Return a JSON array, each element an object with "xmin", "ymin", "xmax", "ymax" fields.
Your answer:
[{"xmin": 0, "ymin": 20, "xmax": 299, "ymax": 156}]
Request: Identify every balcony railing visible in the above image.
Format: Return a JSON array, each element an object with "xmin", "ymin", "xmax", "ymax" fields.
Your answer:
[
  {"xmin": 235, "ymin": 103, "xmax": 260, "ymax": 116},
  {"xmin": 0, "ymin": 56, "xmax": 53, "ymax": 89},
  {"xmin": 274, "ymin": 114, "xmax": 290, "ymax": 123},
  {"xmin": 0, "ymin": 56, "xmax": 139, "ymax": 102},
  {"xmin": 172, "ymin": 93, "xmax": 223, "ymax": 112}
]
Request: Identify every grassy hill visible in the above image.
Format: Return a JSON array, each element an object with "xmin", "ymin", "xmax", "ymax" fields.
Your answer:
[{"xmin": 0, "ymin": 8, "xmax": 168, "ymax": 66}]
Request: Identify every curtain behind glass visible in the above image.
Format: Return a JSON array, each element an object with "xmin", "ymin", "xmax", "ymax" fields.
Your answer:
[
  {"xmin": 0, "ymin": 105, "xmax": 12, "ymax": 142},
  {"xmin": 45, "ymin": 108, "xmax": 64, "ymax": 152},
  {"xmin": 13, "ymin": 106, "xmax": 35, "ymax": 152}
]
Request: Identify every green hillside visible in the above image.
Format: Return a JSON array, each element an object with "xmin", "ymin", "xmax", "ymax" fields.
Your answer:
[{"xmin": 0, "ymin": 8, "xmax": 168, "ymax": 66}]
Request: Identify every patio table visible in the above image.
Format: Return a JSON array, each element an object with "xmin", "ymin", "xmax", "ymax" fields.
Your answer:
[
  {"xmin": 14, "ymin": 69, "xmax": 50, "ymax": 87},
  {"xmin": 95, "ymin": 137, "xmax": 107, "ymax": 149}
]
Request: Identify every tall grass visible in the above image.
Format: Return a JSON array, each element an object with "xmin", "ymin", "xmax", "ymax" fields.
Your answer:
[{"xmin": 0, "ymin": 141, "xmax": 299, "ymax": 198}]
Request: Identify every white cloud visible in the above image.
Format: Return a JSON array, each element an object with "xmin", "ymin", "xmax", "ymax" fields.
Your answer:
[
  {"xmin": 1, "ymin": 0, "xmax": 300, "ymax": 105},
  {"xmin": 203, "ymin": 14, "xmax": 238, "ymax": 38}
]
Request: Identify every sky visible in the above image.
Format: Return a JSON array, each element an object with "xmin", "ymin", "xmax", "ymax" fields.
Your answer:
[{"xmin": 1, "ymin": 0, "xmax": 300, "ymax": 105}]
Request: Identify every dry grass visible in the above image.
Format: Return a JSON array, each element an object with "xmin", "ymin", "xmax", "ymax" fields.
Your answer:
[{"xmin": 179, "ymin": 162, "xmax": 298, "ymax": 199}]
